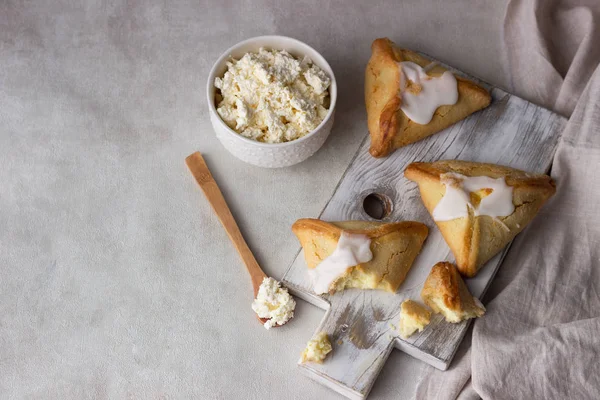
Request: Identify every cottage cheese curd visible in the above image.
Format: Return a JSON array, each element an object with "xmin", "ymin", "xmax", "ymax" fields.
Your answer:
[
  {"xmin": 214, "ymin": 48, "xmax": 331, "ymax": 143},
  {"xmin": 251, "ymin": 277, "xmax": 296, "ymax": 329}
]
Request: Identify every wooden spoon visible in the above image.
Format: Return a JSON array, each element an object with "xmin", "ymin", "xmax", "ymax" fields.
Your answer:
[{"xmin": 185, "ymin": 152, "xmax": 272, "ymax": 326}]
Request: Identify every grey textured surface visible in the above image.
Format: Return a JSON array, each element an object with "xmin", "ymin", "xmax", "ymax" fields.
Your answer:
[{"xmin": 0, "ymin": 1, "xmax": 507, "ymax": 399}]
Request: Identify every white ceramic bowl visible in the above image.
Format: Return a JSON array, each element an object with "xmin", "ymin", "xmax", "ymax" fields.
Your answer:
[{"xmin": 207, "ymin": 36, "xmax": 337, "ymax": 168}]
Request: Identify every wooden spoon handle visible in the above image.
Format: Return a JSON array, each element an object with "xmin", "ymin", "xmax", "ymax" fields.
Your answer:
[{"xmin": 186, "ymin": 152, "xmax": 267, "ymax": 294}]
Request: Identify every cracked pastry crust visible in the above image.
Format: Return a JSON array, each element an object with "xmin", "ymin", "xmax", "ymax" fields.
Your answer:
[
  {"xmin": 292, "ymin": 219, "xmax": 428, "ymax": 294},
  {"xmin": 405, "ymin": 160, "xmax": 556, "ymax": 277},
  {"xmin": 365, "ymin": 38, "xmax": 491, "ymax": 158},
  {"xmin": 421, "ymin": 262, "xmax": 485, "ymax": 323}
]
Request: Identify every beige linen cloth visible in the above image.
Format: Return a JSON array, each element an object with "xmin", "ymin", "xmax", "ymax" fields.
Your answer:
[{"xmin": 416, "ymin": 1, "xmax": 600, "ymax": 398}]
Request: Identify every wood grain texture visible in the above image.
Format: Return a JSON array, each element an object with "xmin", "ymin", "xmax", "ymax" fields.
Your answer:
[
  {"xmin": 186, "ymin": 152, "xmax": 267, "ymax": 296},
  {"xmin": 283, "ymin": 87, "xmax": 566, "ymax": 399}
]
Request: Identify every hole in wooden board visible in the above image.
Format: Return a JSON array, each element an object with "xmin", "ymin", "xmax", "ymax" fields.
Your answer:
[{"xmin": 363, "ymin": 193, "xmax": 393, "ymax": 220}]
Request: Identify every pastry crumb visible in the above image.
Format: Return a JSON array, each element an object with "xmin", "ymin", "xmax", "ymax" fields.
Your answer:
[
  {"xmin": 399, "ymin": 300, "xmax": 431, "ymax": 338},
  {"xmin": 300, "ymin": 332, "xmax": 332, "ymax": 364}
]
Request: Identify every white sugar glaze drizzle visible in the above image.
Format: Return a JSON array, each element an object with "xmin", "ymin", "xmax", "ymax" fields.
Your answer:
[
  {"xmin": 432, "ymin": 173, "xmax": 515, "ymax": 222},
  {"xmin": 307, "ymin": 231, "xmax": 372, "ymax": 295},
  {"xmin": 398, "ymin": 61, "xmax": 458, "ymax": 125}
]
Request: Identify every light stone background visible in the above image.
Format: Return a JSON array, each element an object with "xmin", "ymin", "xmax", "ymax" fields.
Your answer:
[{"xmin": 1, "ymin": 1, "xmax": 508, "ymax": 399}]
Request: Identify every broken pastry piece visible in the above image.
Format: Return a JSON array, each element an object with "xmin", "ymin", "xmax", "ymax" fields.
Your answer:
[
  {"xmin": 399, "ymin": 300, "xmax": 431, "ymax": 338},
  {"xmin": 365, "ymin": 38, "xmax": 491, "ymax": 157},
  {"xmin": 300, "ymin": 331, "xmax": 332, "ymax": 364},
  {"xmin": 292, "ymin": 219, "xmax": 428, "ymax": 294},
  {"xmin": 421, "ymin": 262, "xmax": 485, "ymax": 323},
  {"xmin": 405, "ymin": 160, "xmax": 556, "ymax": 277}
]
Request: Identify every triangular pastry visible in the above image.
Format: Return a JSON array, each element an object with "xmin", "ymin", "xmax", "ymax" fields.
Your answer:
[
  {"xmin": 292, "ymin": 219, "xmax": 428, "ymax": 294},
  {"xmin": 421, "ymin": 262, "xmax": 485, "ymax": 323},
  {"xmin": 365, "ymin": 38, "xmax": 491, "ymax": 158},
  {"xmin": 405, "ymin": 160, "xmax": 556, "ymax": 277}
]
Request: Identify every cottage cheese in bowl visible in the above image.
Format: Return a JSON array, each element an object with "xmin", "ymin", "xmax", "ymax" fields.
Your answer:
[
  {"xmin": 207, "ymin": 36, "xmax": 337, "ymax": 168},
  {"xmin": 214, "ymin": 48, "xmax": 331, "ymax": 144}
]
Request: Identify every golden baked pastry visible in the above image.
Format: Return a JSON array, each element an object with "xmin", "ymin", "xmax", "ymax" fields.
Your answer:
[
  {"xmin": 421, "ymin": 262, "xmax": 485, "ymax": 323},
  {"xmin": 292, "ymin": 219, "xmax": 428, "ymax": 294},
  {"xmin": 300, "ymin": 331, "xmax": 332, "ymax": 364},
  {"xmin": 399, "ymin": 300, "xmax": 431, "ymax": 338},
  {"xmin": 365, "ymin": 38, "xmax": 491, "ymax": 157},
  {"xmin": 405, "ymin": 160, "xmax": 556, "ymax": 277}
]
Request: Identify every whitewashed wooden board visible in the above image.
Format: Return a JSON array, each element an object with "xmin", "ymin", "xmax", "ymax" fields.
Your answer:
[{"xmin": 282, "ymin": 71, "xmax": 566, "ymax": 399}]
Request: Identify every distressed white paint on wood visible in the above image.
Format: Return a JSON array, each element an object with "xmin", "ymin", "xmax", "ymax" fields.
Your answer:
[{"xmin": 283, "ymin": 82, "xmax": 566, "ymax": 399}]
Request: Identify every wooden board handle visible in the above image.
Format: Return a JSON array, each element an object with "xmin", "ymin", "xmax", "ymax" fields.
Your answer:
[{"xmin": 186, "ymin": 152, "xmax": 267, "ymax": 294}]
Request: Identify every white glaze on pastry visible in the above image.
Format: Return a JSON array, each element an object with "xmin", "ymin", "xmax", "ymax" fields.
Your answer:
[
  {"xmin": 398, "ymin": 61, "xmax": 458, "ymax": 125},
  {"xmin": 432, "ymin": 173, "xmax": 515, "ymax": 222},
  {"xmin": 308, "ymin": 231, "xmax": 373, "ymax": 294}
]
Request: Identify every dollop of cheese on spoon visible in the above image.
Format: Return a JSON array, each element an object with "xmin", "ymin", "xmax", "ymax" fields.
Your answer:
[{"xmin": 251, "ymin": 277, "xmax": 296, "ymax": 329}]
